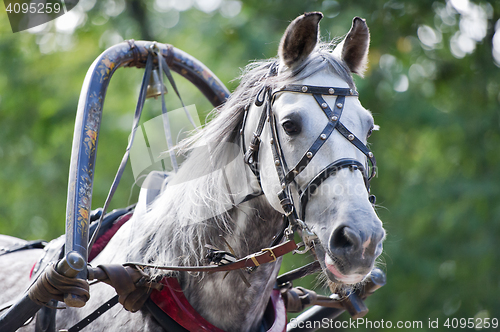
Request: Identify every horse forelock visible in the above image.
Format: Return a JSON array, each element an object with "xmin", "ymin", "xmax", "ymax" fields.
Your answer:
[{"xmin": 123, "ymin": 42, "xmax": 356, "ymax": 278}]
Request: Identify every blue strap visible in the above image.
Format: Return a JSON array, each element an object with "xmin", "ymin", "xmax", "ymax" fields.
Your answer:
[
  {"xmin": 158, "ymin": 51, "xmax": 198, "ymax": 130},
  {"xmin": 157, "ymin": 50, "xmax": 179, "ymax": 172}
]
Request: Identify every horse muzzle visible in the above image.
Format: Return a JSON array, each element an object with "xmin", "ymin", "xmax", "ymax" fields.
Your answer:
[{"xmin": 316, "ymin": 222, "xmax": 385, "ymax": 285}]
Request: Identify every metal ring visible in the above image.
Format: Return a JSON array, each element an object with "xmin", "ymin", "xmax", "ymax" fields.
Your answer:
[
  {"xmin": 255, "ymin": 86, "xmax": 268, "ymax": 106},
  {"xmin": 284, "ymin": 205, "xmax": 294, "ymax": 216}
]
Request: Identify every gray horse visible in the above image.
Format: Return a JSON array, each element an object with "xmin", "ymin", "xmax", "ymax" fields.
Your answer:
[{"xmin": 0, "ymin": 12, "xmax": 384, "ymax": 332}]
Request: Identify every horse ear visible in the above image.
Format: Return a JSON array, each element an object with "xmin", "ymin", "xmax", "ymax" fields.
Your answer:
[
  {"xmin": 278, "ymin": 12, "xmax": 323, "ymax": 70},
  {"xmin": 334, "ymin": 17, "xmax": 370, "ymax": 77}
]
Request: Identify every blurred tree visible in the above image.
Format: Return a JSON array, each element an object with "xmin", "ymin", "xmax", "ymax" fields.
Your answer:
[{"xmin": 0, "ymin": 0, "xmax": 499, "ymax": 330}]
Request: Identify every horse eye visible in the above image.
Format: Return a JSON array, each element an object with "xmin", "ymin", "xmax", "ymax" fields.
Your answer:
[
  {"xmin": 282, "ymin": 120, "xmax": 301, "ymax": 135},
  {"xmin": 367, "ymin": 126, "xmax": 374, "ymax": 138}
]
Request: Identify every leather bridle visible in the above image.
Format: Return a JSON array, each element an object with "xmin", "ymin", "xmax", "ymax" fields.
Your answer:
[{"xmin": 241, "ymin": 64, "xmax": 376, "ymax": 248}]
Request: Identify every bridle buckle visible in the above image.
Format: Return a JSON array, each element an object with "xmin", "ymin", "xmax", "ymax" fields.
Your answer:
[{"xmin": 261, "ymin": 248, "xmax": 277, "ymax": 263}]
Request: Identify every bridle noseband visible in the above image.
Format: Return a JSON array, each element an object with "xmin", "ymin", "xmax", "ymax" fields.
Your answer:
[{"xmin": 241, "ymin": 67, "xmax": 376, "ymax": 248}]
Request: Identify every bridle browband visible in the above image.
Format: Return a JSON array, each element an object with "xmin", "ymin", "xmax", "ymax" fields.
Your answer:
[{"xmin": 241, "ymin": 64, "xmax": 376, "ymax": 248}]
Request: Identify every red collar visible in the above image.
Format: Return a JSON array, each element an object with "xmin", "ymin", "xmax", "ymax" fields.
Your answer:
[{"xmin": 150, "ymin": 277, "xmax": 287, "ymax": 332}]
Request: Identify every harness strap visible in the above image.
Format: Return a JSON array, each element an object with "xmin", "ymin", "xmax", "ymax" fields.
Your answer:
[
  {"xmin": 0, "ymin": 240, "xmax": 46, "ymax": 257},
  {"xmin": 158, "ymin": 48, "xmax": 198, "ymax": 130},
  {"xmin": 64, "ymin": 264, "xmax": 163, "ymax": 332},
  {"xmin": 243, "ymin": 63, "xmax": 278, "ymax": 179},
  {"xmin": 66, "ymin": 295, "xmax": 119, "ymax": 332},
  {"xmin": 268, "ymin": 92, "xmax": 288, "ymax": 187},
  {"xmin": 243, "ymin": 93, "xmax": 269, "ymax": 168},
  {"xmin": 149, "ymin": 277, "xmax": 287, "ymax": 332},
  {"xmin": 335, "ymin": 121, "xmax": 376, "ymax": 179},
  {"xmin": 282, "ymin": 94, "xmax": 344, "ymax": 185},
  {"xmin": 157, "ymin": 46, "xmax": 179, "ymax": 172},
  {"xmin": 275, "ymin": 85, "xmax": 358, "ymax": 97},
  {"xmin": 150, "ymin": 277, "xmax": 226, "ymax": 332},
  {"xmin": 299, "ymin": 158, "xmax": 365, "ymax": 220},
  {"xmin": 124, "ymin": 238, "xmax": 298, "ymax": 273},
  {"xmin": 268, "ymin": 96, "xmax": 301, "ymax": 224}
]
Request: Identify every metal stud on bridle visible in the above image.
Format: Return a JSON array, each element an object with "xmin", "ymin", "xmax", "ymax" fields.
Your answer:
[{"xmin": 265, "ymin": 84, "xmax": 376, "ymax": 219}]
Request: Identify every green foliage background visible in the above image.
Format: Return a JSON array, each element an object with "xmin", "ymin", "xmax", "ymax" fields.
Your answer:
[{"xmin": 1, "ymin": 0, "xmax": 499, "ymax": 330}]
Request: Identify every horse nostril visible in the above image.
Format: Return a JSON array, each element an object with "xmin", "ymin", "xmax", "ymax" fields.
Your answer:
[
  {"xmin": 374, "ymin": 228, "xmax": 386, "ymax": 244},
  {"xmin": 330, "ymin": 226, "xmax": 361, "ymax": 251}
]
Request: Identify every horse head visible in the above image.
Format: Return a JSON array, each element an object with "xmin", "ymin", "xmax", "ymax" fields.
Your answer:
[{"xmin": 245, "ymin": 12, "xmax": 385, "ymax": 286}]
